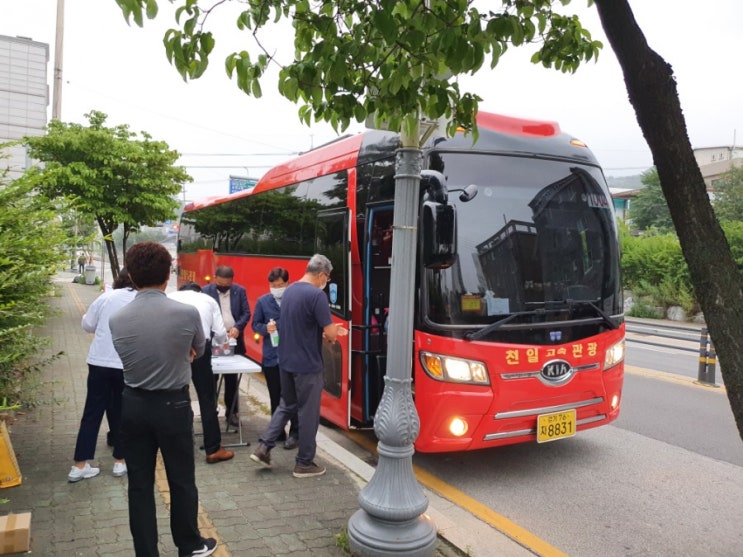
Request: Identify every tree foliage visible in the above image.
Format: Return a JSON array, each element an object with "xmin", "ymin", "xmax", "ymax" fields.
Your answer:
[
  {"xmin": 627, "ymin": 167, "xmax": 674, "ymax": 232},
  {"xmin": 113, "ymin": 0, "xmax": 743, "ymax": 440},
  {"xmin": 23, "ymin": 111, "xmax": 191, "ymax": 279},
  {"xmin": 115, "ymin": 0, "xmax": 602, "ymax": 138},
  {"xmin": 0, "ymin": 169, "xmax": 67, "ymax": 406},
  {"xmin": 712, "ymin": 164, "xmax": 743, "ymax": 222}
]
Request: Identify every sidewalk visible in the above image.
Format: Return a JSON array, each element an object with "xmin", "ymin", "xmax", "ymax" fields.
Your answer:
[{"xmin": 0, "ymin": 272, "xmax": 533, "ymax": 556}]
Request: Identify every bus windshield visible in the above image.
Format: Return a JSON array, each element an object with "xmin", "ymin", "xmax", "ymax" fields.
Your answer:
[{"xmin": 423, "ymin": 152, "xmax": 622, "ymax": 336}]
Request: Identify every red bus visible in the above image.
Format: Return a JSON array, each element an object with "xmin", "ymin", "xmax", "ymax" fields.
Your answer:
[{"xmin": 177, "ymin": 111, "xmax": 625, "ymax": 453}]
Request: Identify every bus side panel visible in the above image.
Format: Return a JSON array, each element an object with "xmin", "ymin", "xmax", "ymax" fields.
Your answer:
[
  {"xmin": 319, "ymin": 312, "xmax": 352, "ymax": 429},
  {"xmin": 209, "ymin": 255, "xmax": 308, "ymax": 365},
  {"xmin": 177, "ymin": 250, "xmax": 215, "ymax": 288}
]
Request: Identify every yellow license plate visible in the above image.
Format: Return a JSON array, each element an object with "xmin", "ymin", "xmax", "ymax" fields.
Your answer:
[{"xmin": 536, "ymin": 409, "xmax": 577, "ymax": 443}]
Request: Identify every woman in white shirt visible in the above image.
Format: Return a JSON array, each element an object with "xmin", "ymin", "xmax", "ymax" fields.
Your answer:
[{"xmin": 68, "ymin": 269, "xmax": 137, "ymax": 482}]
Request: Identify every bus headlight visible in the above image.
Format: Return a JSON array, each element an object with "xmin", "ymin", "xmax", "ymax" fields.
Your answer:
[
  {"xmin": 604, "ymin": 339, "xmax": 625, "ymax": 370},
  {"xmin": 421, "ymin": 352, "xmax": 490, "ymax": 385}
]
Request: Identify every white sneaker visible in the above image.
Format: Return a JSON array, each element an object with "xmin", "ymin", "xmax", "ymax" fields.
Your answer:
[
  {"xmin": 68, "ymin": 463, "xmax": 100, "ymax": 482},
  {"xmin": 112, "ymin": 462, "xmax": 127, "ymax": 477}
]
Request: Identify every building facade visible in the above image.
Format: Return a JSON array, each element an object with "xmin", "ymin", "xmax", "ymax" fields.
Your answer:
[
  {"xmin": 0, "ymin": 35, "xmax": 49, "ymax": 182},
  {"xmin": 693, "ymin": 146, "xmax": 743, "ymax": 191}
]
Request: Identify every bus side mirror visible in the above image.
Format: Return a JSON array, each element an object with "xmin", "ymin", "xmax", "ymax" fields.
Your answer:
[{"xmin": 421, "ymin": 201, "xmax": 457, "ymax": 269}]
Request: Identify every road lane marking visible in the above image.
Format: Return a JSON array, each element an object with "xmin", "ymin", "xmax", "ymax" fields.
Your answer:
[
  {"xmin": 415, "ymin": 465, "xmax": 568, "ymax": 557},
  {"xmin": 625, "ymin": 364, "xmax": 726, "ymax": 393},
  {"xmin": 346, "ymin": 430, "xmax": 566, "ymax": 557}
]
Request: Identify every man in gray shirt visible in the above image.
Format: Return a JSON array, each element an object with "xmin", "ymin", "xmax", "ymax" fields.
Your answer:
[{"xmin": 110, "ymin": 242, "xmax": 217, "ymax": 557}]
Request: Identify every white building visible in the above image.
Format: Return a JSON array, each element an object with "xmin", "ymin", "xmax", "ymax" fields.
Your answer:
[
  {"xmin": 0, "ymin": 35, "xmax": 49, "ymax": 182},
  {"xmin": 693, "ymin": 146, "xmax": 743, "ymax": 191}
]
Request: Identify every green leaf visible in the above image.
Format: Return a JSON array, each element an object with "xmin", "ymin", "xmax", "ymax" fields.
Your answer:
[
  {"xmin": 251, "ymin": 79, "xmax": 262, "ymax": 98},
  {"xmin": 145, "ymin": 0, "xmax": 158, "ymax": 19}
]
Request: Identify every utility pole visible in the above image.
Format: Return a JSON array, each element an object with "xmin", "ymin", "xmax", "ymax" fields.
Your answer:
[{"xmin": 52, "ymin": 0, "xmax": 65, "ymax": 120}]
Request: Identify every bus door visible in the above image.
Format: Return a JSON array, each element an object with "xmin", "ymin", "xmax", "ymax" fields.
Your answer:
[
  {"xmin": 362, "ymin": 206, "xmax": 393, "ymax": 422},
  {"xmin": 316, "ymin": 209, "xmax": 352, "ymax": 428}
]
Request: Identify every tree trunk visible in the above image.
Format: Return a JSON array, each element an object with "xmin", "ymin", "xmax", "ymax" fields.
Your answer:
[
  {"xmin": 123, "ymin": 223, "xmax": 131, "ymax": 261},
  {"xmin": 105, "ymin": 238, "xmax": 119, "ymax": 281},
  {"xmin": 96, "ymin": 216, "xmax": 121, "ymax": 281},
  {"xmin": 594, "ymin": 0, "xmax": 743, "ymax": 440}
]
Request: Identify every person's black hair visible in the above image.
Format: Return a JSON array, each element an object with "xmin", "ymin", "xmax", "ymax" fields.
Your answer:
[
  {"xmin": 113, "ymin": 267, "xmax": 133, "ymax": 289},
  {"xmin": 267, "ymin": 267, "xmax": 289, "ymax": 282},
  {"xmin": 214, "ymin": 266, "xmax": 234, "ymax": 279},
  {"xmin": 179, "ymin": 281, "xmax": 202, "ymax": 293},
  {"xmin": 125, "ymin": 242, "xmax": 172, "ymax": 288}
]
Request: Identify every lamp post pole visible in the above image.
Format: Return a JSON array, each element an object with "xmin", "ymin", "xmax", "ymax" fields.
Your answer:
[{"xmin": 348, "ymin": 122, "xmax": 437, "ymax": 556}]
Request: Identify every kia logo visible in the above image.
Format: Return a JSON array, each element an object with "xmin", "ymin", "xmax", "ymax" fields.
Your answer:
[{"xmin": 540, "ymin": 359, "xmax": 574, "ymax": 385}]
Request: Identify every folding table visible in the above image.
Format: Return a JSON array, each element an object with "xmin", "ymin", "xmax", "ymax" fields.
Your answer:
[{"xmin": 212, "ymin": 354, "xmax": 261, "ymax": 447}]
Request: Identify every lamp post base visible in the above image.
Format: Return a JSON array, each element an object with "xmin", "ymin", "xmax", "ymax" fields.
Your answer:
[{"xmin": 348, "ymin": 509, "xmax": 437, "ymax": 557}]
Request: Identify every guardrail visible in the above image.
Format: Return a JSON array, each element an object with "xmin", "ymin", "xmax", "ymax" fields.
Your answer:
[{"xmin": 625, "ymin": 319, "xmax": 718, "ymax": 387}]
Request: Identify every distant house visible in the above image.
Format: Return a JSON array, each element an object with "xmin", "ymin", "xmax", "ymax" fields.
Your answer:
[
  {"xmin": 609, "ymin": 145, "xmax": 742, "ymax": 221},
  {"xmin": 693, "ymin": 146, "xmax": 743, "ymax": 192},
  {"xmin": 606, "ymin": 175, "xmax": 644, "ymax": 223},
  {"xmin": 611, "ymin": 189, "xmax": 636, "ymax": 222}
]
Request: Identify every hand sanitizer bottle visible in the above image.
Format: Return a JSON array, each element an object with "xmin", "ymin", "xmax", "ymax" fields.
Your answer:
[{"xmin": 269, "ymin": 319, "xmax": 279, "ymax": 347}]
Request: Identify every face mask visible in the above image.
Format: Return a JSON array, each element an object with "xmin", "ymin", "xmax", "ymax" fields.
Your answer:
[
  {"xmin": 319, "ymin": 280, "xmax": 328, "ymax": 291},
  {"xmin": 270, "ymin": 286, "xmax": 286, "ymax": 299},
  {"xmin": 216, "ymin": 285, "xmax": 230, "ymax": 293}
]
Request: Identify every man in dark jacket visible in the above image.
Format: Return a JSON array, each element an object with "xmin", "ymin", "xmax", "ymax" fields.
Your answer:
[{"xmin": 202, "ymin": 266, "xmax": 250, "ymax": 427}]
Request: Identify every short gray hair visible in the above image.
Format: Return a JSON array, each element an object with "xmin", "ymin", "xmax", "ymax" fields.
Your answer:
[{"xmin": 307, "ymin": 254, "xmax": 333, "ymax": 276}]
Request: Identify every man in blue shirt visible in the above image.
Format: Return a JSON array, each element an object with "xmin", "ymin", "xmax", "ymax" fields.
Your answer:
[{"xmin": 250, "ymin": 254, "xmax": 347, "ymax": 477}]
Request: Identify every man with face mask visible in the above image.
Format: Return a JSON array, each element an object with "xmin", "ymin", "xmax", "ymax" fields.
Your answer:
[
  {"xmin": 250, "ymin": 254, "xmax": 347, "ymax": 478},
  {"xmin": 251, "ymin": 267, "xmax": 299, "ymax": 449},
  {"xmin": 202, "ymin": 266, "xmax": 251, "ymax": 428}
]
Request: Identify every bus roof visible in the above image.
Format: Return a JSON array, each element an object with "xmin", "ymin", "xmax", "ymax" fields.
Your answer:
[
  {"xmin": 253, "ymin": 133, "xmax": 366, "ymax": 195},
  {"xmin": 183, "ymin": 111, "xmax": 598, "ymax": 211}
]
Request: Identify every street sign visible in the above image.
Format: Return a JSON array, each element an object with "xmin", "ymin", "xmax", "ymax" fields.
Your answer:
[{"xmin": 229, "ymin": 176, "xmax": 257, "ymax": 194}]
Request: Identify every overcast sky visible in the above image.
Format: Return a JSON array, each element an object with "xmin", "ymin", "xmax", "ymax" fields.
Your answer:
[{"xmin": 2, "ymin": 0, "xmax": 741, "ymax": 201}]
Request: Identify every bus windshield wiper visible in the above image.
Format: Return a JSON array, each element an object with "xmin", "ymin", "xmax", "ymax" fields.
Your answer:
[
  {"xmin": 464, "ymin": 309, "xmax": 561, "ymax": 341},
  {"xmin": 545, "ymin": 298, "xmax": 619, "ymax": 330},
  {"xmin": 463, "ymin": 299, "xmax": 617, "ymax": 341}
]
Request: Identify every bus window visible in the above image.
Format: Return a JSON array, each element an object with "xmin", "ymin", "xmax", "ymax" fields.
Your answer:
[{"xmin": 316, "ymin": 209, "xmax": 350, "ymax": 319}]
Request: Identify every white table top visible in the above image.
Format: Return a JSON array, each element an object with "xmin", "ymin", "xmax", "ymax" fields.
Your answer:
[{"xmin": 212, "ymin": 354, "xmax": 261, "ymax": 375}]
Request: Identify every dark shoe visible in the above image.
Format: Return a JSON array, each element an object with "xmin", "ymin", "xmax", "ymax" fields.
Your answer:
[
  {"xmin": 293, "ymin": 462, "xmax": 326, "ymax": 478},
  {"xmin": 180, "ymin": 536, "xmax": 217, "ymax": 556},
  {"xmin": 249, "ymin": 443, "xmax": 272, "ymax": 468},
  {"xmin": 227, "ymin": 414, "xmax": 240, "ymax": 428},
  {"xmin": 283, "ymin": 435, "xmax": 298, "ymax": 450},
  {"xmin": 206, "ymin": 447, "xmax": 234, "ymax": 464}
]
